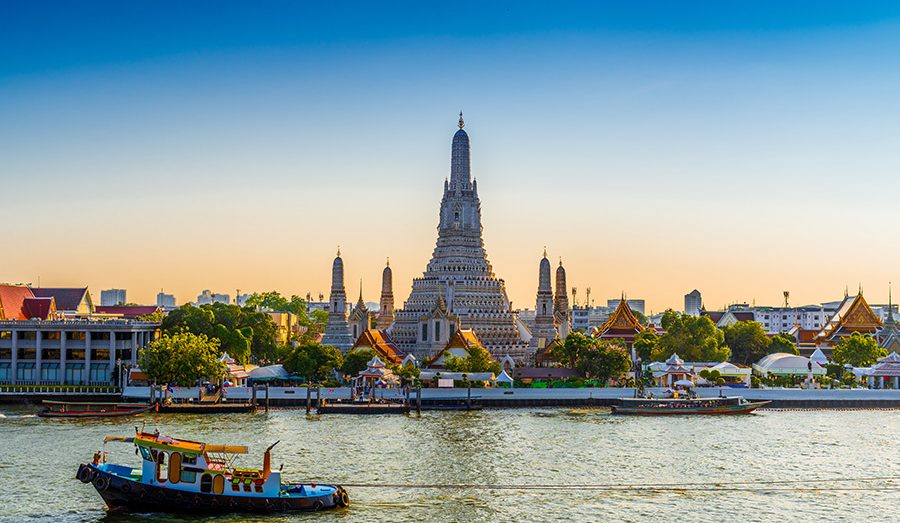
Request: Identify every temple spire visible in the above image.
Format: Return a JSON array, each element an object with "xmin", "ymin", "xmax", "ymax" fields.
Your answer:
[{"xmin": 458, "ymin": 111, "xmax": 464, "ymax": 129}]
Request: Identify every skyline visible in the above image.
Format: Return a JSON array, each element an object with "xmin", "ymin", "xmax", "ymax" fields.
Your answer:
[{"xmin": 3, "ymin": 2, "xmax": 900, "ymax": 311}]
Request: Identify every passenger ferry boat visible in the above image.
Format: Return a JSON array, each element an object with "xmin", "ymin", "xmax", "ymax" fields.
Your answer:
[
  {"xmin": 611, "ymin": 396, "xmax": 769, "ymax": 415},
  {"xmin": 38, "ymin": 400, "xmax": 151, "ymax": 418},
  {"xmin": 76, "ymin": 431, "xmax": 349, "ymax": 513}
]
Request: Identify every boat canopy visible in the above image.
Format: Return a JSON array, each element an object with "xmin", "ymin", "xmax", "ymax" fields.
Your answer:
[{"xmin": 104, "ymin": 432, "xmax": 249, "ymax": 454}]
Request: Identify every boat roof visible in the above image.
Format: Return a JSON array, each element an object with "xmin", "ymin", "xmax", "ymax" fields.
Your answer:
[{"xmin": 104, "ymin": 432, "xmax": 249, "ymax": 454}]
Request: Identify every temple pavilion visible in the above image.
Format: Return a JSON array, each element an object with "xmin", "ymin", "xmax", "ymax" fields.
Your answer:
[
  {"xmin": 349, "ymin": 329, "xmax": 405, "ymax": 365},
  {"xmin": 593, "ymin": 297, "xmax": 646, "ymax": 346},
  {"xmin": 863, "ymin": 352, "xmax": 900, "ymax": 389},
  {"xmin": 429, "ymin": 328, "xmax": 484, "ymax": 368},
  {"xmin": 813, "ymin": 293, "xmax": 882, "ymax": 356}
]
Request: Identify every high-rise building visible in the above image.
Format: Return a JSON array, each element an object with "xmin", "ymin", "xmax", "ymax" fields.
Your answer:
[
  {"xmin": 196, "ymin": 290, "xmax": 229, "ymax": 305},
  {"xmin": 684, "ymin": 289, "xmax": 702, "ymax": 316},
  {"xmin": 156, "ymin": 292, "xmax": 176, "ymax": 309},
  {"xmin": 389, "ymin": 114, "xmax": 530, "ymax": 360},
  {"xmin": 100, "ymin": 289, "xmax": 127, "ymax": 306}
]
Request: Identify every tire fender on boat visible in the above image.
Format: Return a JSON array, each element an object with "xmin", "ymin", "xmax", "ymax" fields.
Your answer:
[
  {"xmin": 77, "ymin": 465, "xmax": 93, "ymax": 484},
  {"xmin": 313, "ymin": 500, "xmax": 324, "ymax": 511},
  {"xmin": 120, "ymin": 481, "xmax": 132, "ymax": 493},
  {"xmin": 336, "ymin": 487, "xmax": 350, "ymax": 507},
  {"xmin": 92, "ymin": 474, "xmax": 110, "ymax": 491}
]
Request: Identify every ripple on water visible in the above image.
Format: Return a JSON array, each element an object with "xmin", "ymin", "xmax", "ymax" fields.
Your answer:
[{"xmin": 0, "ymin": 407, "xmax": 897, "ymax": 522}]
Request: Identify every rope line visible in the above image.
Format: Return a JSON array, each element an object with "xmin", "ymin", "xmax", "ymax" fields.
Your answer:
[{"xmin": 320, "ymin": 475, "xmax": 900, "ymax": 492}]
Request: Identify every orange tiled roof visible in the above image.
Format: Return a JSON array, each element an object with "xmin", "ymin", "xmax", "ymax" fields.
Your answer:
[
  {"xmin": 0, "ymin": 284, "xmax": 35, "ymax": 320},
  {"xmin": 352, "ymin": 329, "xmax": 404, "ymax": 364},
  {"xmin": 596, "ymin": 299, "xmax": 645, "ymax": 337},
  {"xmin": 815, "ymin": 294, "xmax": 881, "ymax": 342}
]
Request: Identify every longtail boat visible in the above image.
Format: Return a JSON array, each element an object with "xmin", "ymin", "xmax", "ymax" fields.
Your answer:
[
  {"xmin": 611, "ymin": 396, "xmax": 769, "ymax": 415},
  {"xmin": 76, "ymin": 431, "xmax": 349, "ymax": 513},
  {"xmin": 38, "ymin": 400, "xmax": 152, "ymax": 418}
]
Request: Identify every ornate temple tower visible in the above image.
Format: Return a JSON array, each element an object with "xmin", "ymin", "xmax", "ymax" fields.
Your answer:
[
  {"xmin": 390, "ymin": 114, "xmax": 530, "ymax": 360},
  {"xmin": 530, "ymin": 250, "xmax": 558, "ymax": 348},
  {"xmin": 348, "ymin": 282, "xmax": 370, "ymax": 341},
  {"xmin": 321, "ymin": 249, "xmax": 354, "ymax": 352},
  {"xmin": 376, "ymin": 259, "xmax": 394, "ymax": 329},
  {"xmin": 554, "ymin": 259, "xmax": 571, "ymax": 339}
]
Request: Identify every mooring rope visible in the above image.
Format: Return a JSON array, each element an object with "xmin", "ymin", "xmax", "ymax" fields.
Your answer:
[{"xmin": 321, "ymin": 475, "xmax": 900, "ymax": 492}]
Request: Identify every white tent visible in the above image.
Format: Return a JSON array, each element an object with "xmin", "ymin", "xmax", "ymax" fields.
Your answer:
[
  {"xmin": 495, "ymin": 369, "xmax": 514, "ymax": 385},
  {"xmin": 810, "ymin": 348, "xmax": 829, "ymax": 366},
  {"xmin": 248, "ymin": 365, "xmax": 289, "ymax": 380}
]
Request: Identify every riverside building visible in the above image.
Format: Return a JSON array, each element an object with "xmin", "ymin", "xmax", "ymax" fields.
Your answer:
[{"xmin": 0, "ymin": 284, "xmax": 159, "ymax": 385}]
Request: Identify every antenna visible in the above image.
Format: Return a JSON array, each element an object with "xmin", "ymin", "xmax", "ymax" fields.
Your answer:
[{"xmin": 783, "ymin": 291, "xmax": 790, "ymax": 308}]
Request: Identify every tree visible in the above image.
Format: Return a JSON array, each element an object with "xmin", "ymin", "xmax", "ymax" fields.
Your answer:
[
  {"xmin": 283, "ymin": 343, "xmax": 344, "ymax": 382},
  {"xmin": 160, "ymin": 303, "xmax": 280, "ymax": 364},
  {"xmin": 553, "ymin": 332, "xmax": 595, "ymax": 368},
  {"xmin": 831, "ymin": 332, "xmax": 885, "ymax": 368},
  {"xmin": 632, "ymin": 329, "xmax": 659, "ymax": 362},
  {"xmin": 575, "ymin": 340, "xmax": 631, "ymax": 384},
  {"xmin": 138, "ymin": 331, "xmax": 225, "ymax": 386},
  {"xmin": 398, "ymin": 362, "xmax": 421, "ymax": 381},
  {"xmin": 769, "ymin": 333, "xmax": 799, "ymax": 356},
  {"xmin": 443, "ymin": 345, "xmax": 502, "ymax": 374},
  {"xmin": 723, "ymin": 321, "xmax": 771, "ymax": 364},
  {"xmin": 652, "ymin": 310, "xmax": 729, "ymax": 362},
  {"xmin": 342, "ymin": 348, "xmax": 376, "ymax": 376}
]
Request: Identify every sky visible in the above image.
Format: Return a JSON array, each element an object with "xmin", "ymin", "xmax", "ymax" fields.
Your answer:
[{"xmin": 2, "ymin": 1, "xmax": 900, "ymax": 312}]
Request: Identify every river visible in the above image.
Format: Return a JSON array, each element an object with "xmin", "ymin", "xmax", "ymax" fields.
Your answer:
[{"xmin": 1, "ymin": 406, "xmax": 897, "ymax": 522}]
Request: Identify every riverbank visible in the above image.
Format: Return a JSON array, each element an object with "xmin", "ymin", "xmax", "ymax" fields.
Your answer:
[{"xmin": 5, "ymin": 386, "xmax": 900, "ymax": 409}]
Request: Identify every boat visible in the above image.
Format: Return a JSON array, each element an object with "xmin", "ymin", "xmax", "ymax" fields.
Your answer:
[
  {"xmin": 611, "ymin": 396, "xmax": 770, "ymax": 415},
  {"xmin": 38, "ymin": 400, "xmax": 152, "ymax": 418},
  {"xmin": 76, "ymin": 431, "xmax": 349, "ymax": 513}
]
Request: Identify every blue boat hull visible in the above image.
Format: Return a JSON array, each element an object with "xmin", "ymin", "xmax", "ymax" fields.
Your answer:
[{"xmin": 77, "ymin": 464, "xmax": 347, "ymax": 514}]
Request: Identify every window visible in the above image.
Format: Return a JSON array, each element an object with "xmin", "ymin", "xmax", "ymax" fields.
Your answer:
[
  {"xmin": 155, "ymin": 451, "xmax": 168, "ymax": 482},
  {"xmin": 41, "ymin": 332, "xmax": 60, "ymax": 340},
  {"xmin": 200, "ymin": 474, "xmax": 213, "ymax": 493},
  {"xmin": 181, "ymin": 470, "xmax": 197, "ymax": 484},
  {"xmin": 0, "ymin": 331, "xmax": 11, "ymax": 340},
  {"xmin": 434, "ymin": 321, "xmax": 441, "ymax": 341},
  {"xmin": 421, "ymin": 324, "xmax": 428, "ymax": 342},
  {"xmin": 140, "ymin": 447, "xmax": 152, "ymax": 461}
]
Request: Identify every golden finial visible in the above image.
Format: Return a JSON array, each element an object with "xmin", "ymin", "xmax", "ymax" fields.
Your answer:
[
  {"xmin": 386, "ymin": 257, "xmax": 390, "ymax": 267},
  {"xmin": 559, "ymin": 256, "xmax": 563, "ymax": 267},
  {"xmin": 336, "ymin": 245, "xmax": 341, "ymax": 257},
  {"xmin": 458, "ymin": 111, "xmax": 464, "ymax": 129},
  {"xmin": 543, "ymin": 246, "xmax": 547, "ymax": 258}
]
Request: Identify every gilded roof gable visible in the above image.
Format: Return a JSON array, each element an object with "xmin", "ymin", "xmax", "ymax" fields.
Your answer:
[{"xmin": 598, "ymin": 299, "xmax": 645, "ymax": 335}]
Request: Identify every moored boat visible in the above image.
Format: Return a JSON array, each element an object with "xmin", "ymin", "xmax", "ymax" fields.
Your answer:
[
  {"xmin": 38, "ymin": 400, "xmax": 152, "ymax": 418},
  {"xmin": 76, "ymin": 431, "xmax": 349, "ymax": 513},
  {"xmin": 611, "ymin": 396, "xmax": 769, "ymax": 415}
]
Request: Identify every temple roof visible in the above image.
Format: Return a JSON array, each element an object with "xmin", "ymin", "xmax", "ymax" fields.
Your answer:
[
  {"xmin": 351, "ymin": 329, "xmax": 404, "ymax": 364},
  {"xmin": 0, "ymin": 284, "xmax": 35, "ymax": 320},
  {"xmin": 31, "ymin": 287, "xmax": 91, "ymax": 313},
  {"xmin": 815, "ymin": 293, "xmax": 881, "ymax": 342},
  {"xmin": 596, "ymin": 298, "xmax": 645, "ymax": 337}
]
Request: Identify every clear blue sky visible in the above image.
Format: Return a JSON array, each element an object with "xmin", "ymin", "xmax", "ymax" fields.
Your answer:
[{"xmin": 2, "ymin": 1, "xmax": 899, "ymax": 311}]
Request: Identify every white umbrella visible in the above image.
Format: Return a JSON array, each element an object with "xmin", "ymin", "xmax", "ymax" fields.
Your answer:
[{"xmin": 674, "ymin": 379, "xmax": 694, "ymax": 387}]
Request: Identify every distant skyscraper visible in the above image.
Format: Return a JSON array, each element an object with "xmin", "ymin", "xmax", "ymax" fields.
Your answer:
[
  {"xmin": 376, "ymin": 259, "xmax": 394, "ymax": 329},
  {"xmin": 196, "ymin": 290, "xmax": 229, "ymax": 305},
  {"xmin": 389, "ymin": 115, "xmax": 530, "ymax": 360},
  {"xmin": 684, "ymin": 289, "xmax": 702, "ymax": 316},
  {"xmin": 100, "ymin": 288, "xmax": 127, "ymax": 306},
  {"xmin": 606, "ymin": 298, "xmax": 645, "ymax": 315},
  {"xmin": 321, "ymin": 249, "xmax": 354, "ymax": 352},
  {"xmin": 156, "ymin": 291, "xmax": 176, "ymax": 308}
]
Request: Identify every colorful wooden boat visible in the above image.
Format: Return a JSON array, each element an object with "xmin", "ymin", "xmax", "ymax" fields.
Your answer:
[
  {"xmin": 76, "ymin": 431, "xmax": 348, "ymax": 513},
  {"xmin": 611, "ymin": 396, "xmax": 770, "ymax": 415},
  {"xmin": 38, "ymin": 400, "xmax": 152, "ymax": 418}
]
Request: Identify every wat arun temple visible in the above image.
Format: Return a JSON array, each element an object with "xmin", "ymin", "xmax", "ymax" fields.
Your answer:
[{"xmin": 323, "ymin": 115, "xmax": 570, "ymax": 362}]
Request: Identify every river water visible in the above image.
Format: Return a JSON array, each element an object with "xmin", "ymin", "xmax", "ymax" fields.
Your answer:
[{"xmin": 1, "ymin": 406, "xmax": 897, "ymax": 522}]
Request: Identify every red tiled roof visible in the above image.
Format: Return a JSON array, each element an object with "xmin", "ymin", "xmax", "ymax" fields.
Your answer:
[
  {"xmin": 732, "ymin": 312, "xmax": 755, "ymax": 322},
  {"xmin": 95, "ymin": 305, "xmax": 161, "ymax": 318},
  {"xmin": 23, "ymin": 297, "xmax": 55, "ymax": 320},
  {"xmin": 31, "ymin": 288, "xmax": 90, "ymax": 312},
  {"xmin": 0, "ymin": 284, "xmax": 35, "ymax": 320},
  {"xmin": 702, "ymin": 311, "xmax": 725, "ymax": 323}
]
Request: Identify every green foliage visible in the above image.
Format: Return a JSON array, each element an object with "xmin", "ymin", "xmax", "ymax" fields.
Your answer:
[
  {"xmin": 342, "ymin": 348, "xmax": 376, "ymax": 376},
  {"xmin": 750, "ymin": 375, "xmax": 761, "ymax": 388},
  {"xmin": 443, "ymin": 345, "xmax": 502, "ymax": 374},
  {"xmin": 282, "ymin": 343, "xmax": 344, "ymax": 383},
  {"xmin": 825, "ymin": 363, "xmax": 844, "ymax": 379},
  {"xmin": 398, "ymin": 362, "xmax": 421, "ymax": 381},
  {"xmin": 138, "ymin": 331, "xmax": 225, "ymax": 386},
  {"xmin": 632, "ymin": 329, "xmax": 658, "ymax": 362},
  {"xmin": 161, "ymin": 303, "xmax": 279, "ymax": 364},
  {"xmin": 832, "ymin": 332, "xmax": 885, "ymax": 368},
  {"xmin": 553, "ymin": 332, "xmax": 595, "ymax": 368},
  {"xmin": 575, "ymin": 340, "xmax": 632, "ymax": 384},
  {"xmin": 723, "ymin": 321, "xmax": 771, "ymax": 364},
  {"xmin": 769, "ymin": 333, "xmax": 799, "ymax": 355},
  {"xmin": 653, "ymin": 310, "xmax": 730, "ymax": 362},
  {"xmin": 136, "ymin": 310, "xmax": 165, "ymax": 323}
]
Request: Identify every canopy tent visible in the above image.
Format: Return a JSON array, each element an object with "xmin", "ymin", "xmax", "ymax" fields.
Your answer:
[
  {"xmin": 674, "ymin": 379, "xmax": 694, "ymax": 387},
  {"xmin": 753, "ymin": 353, "xmax": 825, "ymax": 377},
  {"xmin": 495, "ymin": 369, "xmax": 514, "ymax": 385},
  {"xmin": 809, "ymin": 348, "xmax": 829, "ymax": 366}
]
